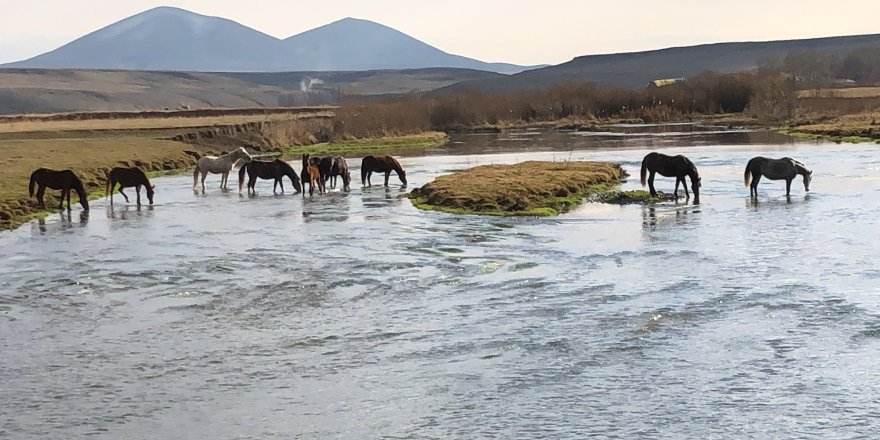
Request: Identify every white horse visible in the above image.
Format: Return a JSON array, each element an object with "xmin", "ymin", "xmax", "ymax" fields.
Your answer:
[{"xmin": 193, "ymin": 147, "xmax": 253, "ymax": 192}]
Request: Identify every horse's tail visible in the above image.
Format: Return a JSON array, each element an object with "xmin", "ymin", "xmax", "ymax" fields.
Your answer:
[
  {"xmin": 238, "ymin": 162, "xmax": 248, "ymax": 192},
  {"xmin": 28, "ymin": 170, "xmax": 38, "ymax": 198},
  {"xmin": 192, "ymin": 164, "xmax": 200, "ymax": 188},
  {"xmin": 640, "ymin": 159, "xmax": 648, "ymax": 187},
  {"xmin": 744, "ymin": 162, "xmax": 752, "ymax": 187}
]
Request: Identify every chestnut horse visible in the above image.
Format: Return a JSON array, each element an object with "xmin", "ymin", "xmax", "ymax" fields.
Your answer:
[
  {"xmin": 361, "ymin": 155, "xmax": 407, "ymax": 187},
  {"xmin": 29, "ymin": 168, "xmax": 90, "ymax": 211},
  {"xmin": 107, "ymin": 167, "xmax": 155, "ymax": 205},
  {"xmin": 301, "ymin": 154, "xmax": 325, "ymax": 196}
]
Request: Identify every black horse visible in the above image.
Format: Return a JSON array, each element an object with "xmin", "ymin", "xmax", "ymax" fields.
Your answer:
[
  {"xmin": 744, "ymin": 156, "xmax": 812, "ymax": 197},
  {"xmin": 238, "ymin": 159, "xmax": 302, "ymax": 195},
  {"xmin": 29, "ymin": 168, "xmax": 89, "ymax": 211},
  {"xmin": 640, "ymin": 152, "xmax": 701, "ymax": 203},
  {"xmin": 107, "ymin": 166, "xmax": 155, "ymax": 205}
]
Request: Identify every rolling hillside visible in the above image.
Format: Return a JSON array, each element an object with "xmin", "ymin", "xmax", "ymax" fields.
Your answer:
[{"xmin": 442, "ymin": 33, "xmax": 880, "ymax": 92}]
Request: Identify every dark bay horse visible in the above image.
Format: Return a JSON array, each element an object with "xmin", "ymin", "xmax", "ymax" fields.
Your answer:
[
  {"xmin": 361, "ymin": 155, "xmax": 407, "ymax": 187},
  {"xmin": 640, "ymin": 152, "xmax": 701, "ymax": 203},
  {"xmin": 744, "ymin": 157, "xmax": 812, "ymax": 197},
  {"xmin": 29, "ymin": 168, "xmax": 89, "ymax": 211},
  {"xmin": 238, "ymin": 159, "xmax": 302, "ymax": 195},
  {"xmin": 107, "ymin": 167, "xmax": 154, "ymax": 205},
  {"xmin": 301, "ymin": 154, "xmax": 325, "ymax": 196},
  {"xmin": 329, "ymin": 156, "xmax": 351, "ymax": 191}
]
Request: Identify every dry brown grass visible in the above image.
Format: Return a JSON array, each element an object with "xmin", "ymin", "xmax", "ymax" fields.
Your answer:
[
  {"xmin": 797, "ymin": 87, "xmax": 880, "ymax": 99},
  {"xmin": 0, "ymin": 110, "xmax": 334, "ymax": 134},
  {"xmin": 788, "ymin": 110, "xmax": 880, "ymax": 140},
  {"xmin": 0, "ymin": 136, "xmax": 196, "ymax": 229},
  {"xmin": 409, "ymin": 161, "xmax": 626, "ymax": 216}
]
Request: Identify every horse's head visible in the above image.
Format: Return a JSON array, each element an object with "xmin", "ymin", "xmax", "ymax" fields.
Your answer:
[
  {"xmin": 146, "ymin": 184, "xmax": 156, "ymax": 205},
  {"xmin": 237, "ymin": 147, "xmax": 253, "ymax": 163},
  {"xmin": 804, "ymin": 170, "xmax": 812, "ymax": 192},
  {"xmin": 399, "ymin": 170, "xmax": 408, "ymax": 185}
]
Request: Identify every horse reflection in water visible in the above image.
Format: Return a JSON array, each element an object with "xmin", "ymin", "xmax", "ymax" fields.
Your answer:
[
  {"xmin": 641, "ymin": 205, "xmax": 699, "ymax": 231},
  {"xmin": 33, "ymin": 210, "xmax": 89, "ymax": 234},
  {"xmin": 106, "ymin": 204, "xmax": 154, "ymax": 221}
]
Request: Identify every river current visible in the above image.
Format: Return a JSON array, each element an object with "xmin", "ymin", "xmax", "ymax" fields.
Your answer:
[{"xmin": 2, "ymin": 127, "xmax": 880, "ymax": 438}]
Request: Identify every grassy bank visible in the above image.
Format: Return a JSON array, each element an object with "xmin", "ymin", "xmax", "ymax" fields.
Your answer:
[{"xmin": 408, "ymin": 161, "xmax": 626, "ymax": 216}]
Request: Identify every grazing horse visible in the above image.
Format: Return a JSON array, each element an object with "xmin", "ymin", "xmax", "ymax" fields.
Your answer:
[
  {"xmin": 329, "ymin": 156, "xmax": 351, "ymax": 191},
  {"xmin": 29, "ymin": 168, "xmax": 89, "ymax": 211},
  {"xmin": 192, "ymin": 147, "xmax": 252, "ymax": 192},
  {"xmin": 106, "ymin": 167, "xmax": 154, "ymax": 205},
  {"xmin": 640, "ymin": 152, "xmax": 701, "ymax": 203},
  {"xmin": 744, "ymin": 156, "xmax": 812, "ymax": 197},
  {"xmin": 238, "ymin": 159, "xmax": 302, "ymax": 195},
  {"xmin": 361, "ymin": 155, "xmax": 407, "ymax": 187},
  {"xmin": 301, "ymin": 154, "xmax": 325, "ymax": 196}
]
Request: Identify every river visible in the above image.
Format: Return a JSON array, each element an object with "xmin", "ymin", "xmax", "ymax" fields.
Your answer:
[{"xmin": 2, "ymin": 126, "xmax": 880, "ymax": 438}]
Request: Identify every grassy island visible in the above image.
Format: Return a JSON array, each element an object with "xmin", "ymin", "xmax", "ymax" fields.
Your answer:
[{"xmin": 408, "ymin": 161, "xmax": 627, "ymax": 216}]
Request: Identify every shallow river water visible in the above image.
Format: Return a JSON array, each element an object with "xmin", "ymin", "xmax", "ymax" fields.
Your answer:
[{"xmin": 2, "ymin": 127, "xmax": 880, "ymax": 438}]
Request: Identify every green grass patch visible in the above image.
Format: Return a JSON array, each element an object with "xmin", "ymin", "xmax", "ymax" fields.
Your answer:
[{"xmin": 408, "ymin": 161, "xmax": 626, "ymax": 217}]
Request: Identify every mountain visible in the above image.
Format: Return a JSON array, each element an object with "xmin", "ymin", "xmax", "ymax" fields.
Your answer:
[
  {"xmin": 441, "ymin": 33, "xmax": 880, "ymax": 92},
  {"xmin": 280, "ymin": 17, "xmax": 529, "ymax": 73},
  {"xmin": 2, "ymin": 7, "xmax": 537, "ymax": 74}
]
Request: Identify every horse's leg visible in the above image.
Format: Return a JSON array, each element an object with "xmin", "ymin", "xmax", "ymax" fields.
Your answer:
[
  {"xmin": 384, "ymin": 171, "xmax": 391, "ymax": 187},
  {"xmin": 119, "ymin": 187, "xmax": 130, "ymax": 203},
  {"xmin": 750, "ymin": 174, "xmax": 761, "ymax": 197},
  {"xmin": 135, "ymin": 185, "xmax": 142, "ymax": 206},
  {"xmin": 648, "ymin": 172, "xmax": 657, "ymax": 197},
  {"xmin": 366, "ymin": 171, "xmax": 372, "ymax": 187},
  {"xmin": 786, "ymin": 178, "xmax": 792, "ymax": 197},
  {"xmin": 109, "ymin": 182, "xmax": 114, "ymax": 206},
  {"xmin": 682, "ymin": 177, "xmax": 690, "ymax": 199},
  {"xmin": 221, "ymin": 172, "xmax": 227, "ymax": 190},
  {"xmin": 36, "ymin": 185, "xmax": 46, "ymax": 209},
  {"xmin": 63, "ymin": 187, "xmax": 71, "ymax": 210},
  {"xmin": 673, "ymin": 178, "xmax": 680, "ymax": 199},
  {"xmin": 200, "ymin": 172, "xmax": 207, "ymax": 193}
]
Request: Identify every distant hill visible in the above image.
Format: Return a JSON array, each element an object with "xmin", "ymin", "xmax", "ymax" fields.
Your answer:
[
  {"xmin": 2, "ymin": 7, "xmax": 538, "ymax": 74},
  {"xmin": 442, "ymin": 33, "xmax": 880, "ymax": 92},
  {"xmin": 0, "ymin": 68, "xmax": 503, "ymax": 115}
]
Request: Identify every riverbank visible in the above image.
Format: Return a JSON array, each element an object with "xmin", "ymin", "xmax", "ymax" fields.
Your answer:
[
  {"xmin": 408, "ymin": 161, "xmax": 626, "ymax": 216},
  {"xmin": 0, "ymin": 108, "xmax": 447, "ymax": 230}
]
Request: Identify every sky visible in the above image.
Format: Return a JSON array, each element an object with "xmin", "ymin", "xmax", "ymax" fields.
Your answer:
[{"xmin": 1, "ymin": 0, "xmax": 879, "ymax": 66}]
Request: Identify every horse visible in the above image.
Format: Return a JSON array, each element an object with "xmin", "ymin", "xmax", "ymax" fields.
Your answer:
[
  {"xmin": 640, "ymin": 152, "xmax": 701, "ymax": 203},
  {"xmin": 29, "ymin": 168, "xmax": 89, "ymax": 211},
  {"xmin": 238, "ymin": 159, "xmax": 302, "ymax": 195},
  {"xmin": 361, "ymin": 155, "xmax": 407, "ymax": 187},
  {"xmin": 744, "ymin": 157, "xmax": 812, "ymax": 197},
  {"xmin": 301, "ymin": 154, "xmax": 325, "ymax": 196},
  {"xmin": 329, "ymin": 156, "xmax": 351, "ymax": 191},
  {"xmin": 192, "ymin": 147, "xmax": 252, "ymax": 192},
  {"xmin": 106, "ymin": 167, "xmax": 154, "ymax": 205}
]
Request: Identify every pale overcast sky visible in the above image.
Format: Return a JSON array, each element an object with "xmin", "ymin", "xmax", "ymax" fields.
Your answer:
[{"xmin": 0, "ymin": 0, "xmax": 878, "ymax": 65}]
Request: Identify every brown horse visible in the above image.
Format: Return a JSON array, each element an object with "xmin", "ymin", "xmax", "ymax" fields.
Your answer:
[
  {"xmin": 330, "ymin": 156, "xmax": 351, "ymax": 191},
  {"xmin": 29, "ymin": 168, "xmax": 90, "ymax": 211},
  {"xmin": 301, "ymin": 154, "xmax": 325, "ymax": 196},
  {"xmin": 107, "ymin": 167, "xmax": 155, "ymax": 205},
  {"xmin": 361, "ymin": 155, "xmax": 407, "ymax": 187}
]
